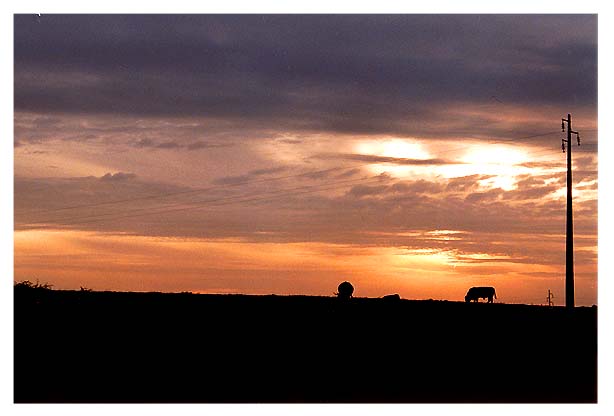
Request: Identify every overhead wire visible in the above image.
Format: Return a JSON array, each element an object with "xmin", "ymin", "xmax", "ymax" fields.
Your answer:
[
  {"xmin": 43, "ymin": 175, "xmax": 387, "ymax": 227},
  {"xmin": 17, "ymin": 128, "xmax": 598, "ymax": 228},
  {"xmin": 22, "ymin": 129, "xmax": 569, "ymax": 215},
  {"xmin": 22, "ymin": 174, "xmax": 386, "ymax": 226},
  {"xmin": 24, "ymin": 164, "xmax": 368, "ymax": 214}
]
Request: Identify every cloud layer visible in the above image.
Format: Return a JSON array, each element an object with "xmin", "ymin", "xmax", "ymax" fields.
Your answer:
[{"xmin": 15, "ymin": 14, "xmax": 597, "ymax": 138}]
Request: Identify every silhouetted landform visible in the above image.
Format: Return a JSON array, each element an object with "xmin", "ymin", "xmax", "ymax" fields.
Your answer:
[
  {"xmin": 336, "ymin": 281, "xmax": 354, "ymax": 299},
  {"xmin": 465, "ymin": 286, "xmax": 497, "ymax": 303},
  {"xmin": 382, "ymin": 293, "xmax": 401, "ymax": 301},
  {"xmin": 14, "ymin": 287, "xmax": 596, "ymax": 403}
]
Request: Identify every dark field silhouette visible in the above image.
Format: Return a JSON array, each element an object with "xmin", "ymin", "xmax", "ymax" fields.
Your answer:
[{"xmin": 14, "ymin": 287, "xmax": 597, "ymax": 403}]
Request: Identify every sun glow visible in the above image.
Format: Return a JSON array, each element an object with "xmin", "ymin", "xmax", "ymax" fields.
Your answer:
[
  {"xmin": 355, "ymin": 138, "xmax": 434, "ymax": 178},
  {"xmin": 438, "ymin": 144, "xmax": 532, "ymax": 190},
  {"xmin": 355, "ymin": 138, "xmax": 535, "ymax": 190},
  {"xmin": 461, "ymin": 146, "xmax": 528, "ymax": 166},
  {"xmin": 357, "ymin": 139, "xmax": 432, "ymax": 160}
]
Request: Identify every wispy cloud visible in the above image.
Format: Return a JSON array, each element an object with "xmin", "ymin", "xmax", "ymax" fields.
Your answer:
[
  {"xmin": 134, "ymin": 138, "xmax": 232, "ymax": 151},
  {"xmin": 314, "ymin": 152, "xmax": 461, "ymax": 166},
  {"xmin": 100, "ymin": 172, "xmax": 137, "ymax": 181}
]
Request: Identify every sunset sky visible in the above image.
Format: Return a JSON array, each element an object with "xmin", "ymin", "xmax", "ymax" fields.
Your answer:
[{"xmin": 13, "ymin": 14, "xmax": 598, "ymax": 305}]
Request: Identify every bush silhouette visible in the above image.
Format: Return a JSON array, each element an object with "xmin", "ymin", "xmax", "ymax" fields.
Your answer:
[
  {"xmin": 14, "ymin": 280, "xmax": 54, "ymax": 305},
  {"xmin": 336, "ymin": 281, "xmax": 354, "ymax": 299},
  {"xmin": 14, "ymin": 280, "xmax": 53, "ymax": 292}
]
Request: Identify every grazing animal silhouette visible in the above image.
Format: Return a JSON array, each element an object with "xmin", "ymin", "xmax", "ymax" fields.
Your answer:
[
  {"xmin": 337, "ymin": 281, "xmax": 354, "ymax": 299},
  {"xmin": 465, "ymin": 286, "xmax": 497, "ymax": 303}
]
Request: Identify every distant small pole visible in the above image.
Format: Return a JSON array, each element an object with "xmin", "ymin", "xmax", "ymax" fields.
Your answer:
[
  {"xmin": 561, "ymin": 114, "xmax": 580, "ymax": 309},
  {"xmin": 547, "ymin": 289, "xmax": 555, "ymax": 307}
]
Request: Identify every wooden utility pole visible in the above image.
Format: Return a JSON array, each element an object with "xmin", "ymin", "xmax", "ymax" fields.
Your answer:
[{"xmin": 561, "ymin": 114, "xmax": 580, "ymax": 309}]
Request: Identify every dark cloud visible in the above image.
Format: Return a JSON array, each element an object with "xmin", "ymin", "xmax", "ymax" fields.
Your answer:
[
  {"xmin": 514, "ymin": 175, "xmax": 546, "ymax": 188},
  {"xmin": 334, "ymin": 168, "xmax": 362, "ymax": 179},
  {"xmin": 134, "ymin": 138, "xmax": 155, "ymax": 148},
  {"xmin": 186, "ymin": 141, "xmax": 231, "ymax": 150},
  {"xmin": 300, "ymin": 169, "xmax": 339, "ymax": 180},
  {"xmin": 133, "ymin": 137, "xmax": 231, "ymax": 151},
  {"xmin": 100, "ymin": 172, "xmax": 137, "ymax": 181},
  {"xmin": 155, "ymin": 141, "xmax": 182, "ymax": 149},
  {"xmin": 12, "ymin": 112, "xmax": 252, "ymax": 154},
  {"xmin": 277, "ymin": 139, "xmax": 303, "ymax": 144},
  {"xmin": 315, "ymin": 152, "xmax": 459, "ymax": 166},
  {"xmin": 464, "ymin": 189, "xmax": 505, "ymax": 203},
  {"xmin": 385, "ymin": 180, "xmax": 446, "ymax": 195},
  {"xmin": 249, "ymin": 166, "xmax": 289, "ymax": 176},
  {"xmin": 394, "ymin": 180, "xmax": 441, "ymax": 194},
  {"xmin": 14, "ymin": 14, "xmax": 597, "ymax": 138},
  {"xmin": 445, "ymin": 174, "xmax": 494, "ymax": 192},
  {"xmin": 348, "ymin": 184, "xmax": 389, "ymax": 198},
  {"xmin": 214, "ymin": 166, "xmax": 290, "ymax": 185}
]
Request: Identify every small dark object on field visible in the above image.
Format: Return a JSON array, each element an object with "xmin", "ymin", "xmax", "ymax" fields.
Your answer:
[
  {"xmin": 382, "ymin": 294, "xmax": 400, "ymax": 301},
  {"xmin": 465, "ymin": 286, "xmax": 497, "ymax": 303},
  {"xmin": 336, "ymin": 281, "xmax": 354, "ymax": 299}
]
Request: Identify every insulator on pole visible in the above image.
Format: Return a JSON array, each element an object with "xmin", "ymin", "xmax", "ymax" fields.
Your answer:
[{"xmin": 562, "ymin": 120, "xmax": 565, "ymax": 131}]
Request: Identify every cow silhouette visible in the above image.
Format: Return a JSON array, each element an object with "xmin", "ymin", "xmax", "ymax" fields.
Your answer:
[
  {"xmin": 465, "ymin": 286, "xmax": 497, "ymax": 303},
  {"xmin": 336, "ymin": 281, "xmax": 354, "ymax": 299}
]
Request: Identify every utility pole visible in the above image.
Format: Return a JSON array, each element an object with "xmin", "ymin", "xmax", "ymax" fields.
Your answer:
[
  {"xmin": 547, "ymin": 289, "xmax": 555, "ymax": 307},
  {"xmin": 561, "ymin": 114, "xmax": 580, "ymax": 309}
]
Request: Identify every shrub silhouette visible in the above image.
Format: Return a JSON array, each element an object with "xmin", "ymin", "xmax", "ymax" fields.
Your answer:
[
  {"xmin": 336, "ymin": 281, "xmax": 354, "ymax": 299},
  {"xmin": 14, "ymin": 280, "xmax": 53, "ymax": 304},
  {"xmin": 14, "ymin": 280, "xmax": 53, "ymax": 292}
]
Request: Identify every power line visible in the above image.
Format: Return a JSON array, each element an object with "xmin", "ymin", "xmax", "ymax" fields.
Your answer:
[
  {"xmin": 24, "ymin": 142, "xmax": 597, "ymax": 228},
  {"xmin": 21, "ymin": 130, "xmax": 568, "ymax": 215},
  {"xmin": 20, "ymin": 175, "xmax": 384, "ymax": 227},
  {"xmin": 61, "ymin": 177, "xmax": 384, "ymax": 226},
  {"xmin": 16, "ymin": 129, "xmax": 597, "ymax": 228},
  {"xmin": 17, "ymin": 150, "xmax": 598, "ymax": 232},
  {"xmin": 24, "ymin": 164, "xmax": 366, "ymax": 214}
]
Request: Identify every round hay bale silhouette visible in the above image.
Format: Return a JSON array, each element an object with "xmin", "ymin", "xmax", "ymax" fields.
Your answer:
[{"xmin": 337, "ymin": 281, "xmax": 354, "ymax": 299}]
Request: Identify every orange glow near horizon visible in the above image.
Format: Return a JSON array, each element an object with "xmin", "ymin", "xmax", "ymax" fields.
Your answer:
[{"xmin": 13, "ymin": 228, "xmax": 596, "ymax": 305}]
